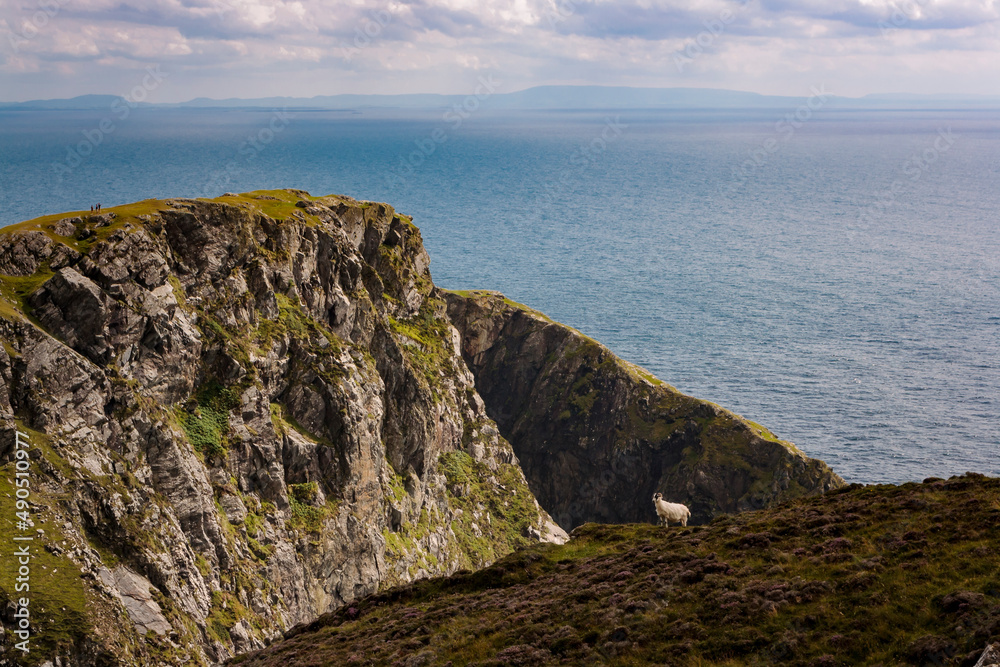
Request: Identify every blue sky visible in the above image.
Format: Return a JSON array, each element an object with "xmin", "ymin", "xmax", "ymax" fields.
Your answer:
[{"xmin": 1, "ymin": 0, "xmax": 998, "ymax": 102}]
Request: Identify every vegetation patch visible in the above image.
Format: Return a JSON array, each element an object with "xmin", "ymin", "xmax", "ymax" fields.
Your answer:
[
  {"xmin": 204, "ymin": 189, "xmax": 331, "ymax": 227},
  {"xmin": 388, "ymin": 298, "xmax": 458, "ymax": 402},
  {"xmin": 205, "ymin": 590, "xmax": 260, "ymax": 645},
  {"xmin": 626, "ymin": 403, "xmax": 685, "ymax": 442},
  {"xmin": 384, "ymin": 464, "xmax": 409, "ymax": 504},
  {"xmin": 0, "ymin": 262, "xmax": 54, "ymax": 325},
  {"xmin": 381, "ymin": 507, "xmax": 442, "ymax": 586},
  {"xmin": 1, "ymin": 198, "xmax": 167, "ymax": 255},
  {"xmin": 439, "ymin": 451, "xmax": 540, "ymax": 571},
  {"xmin": 286, "ymin": 482, "xmax": 336, "ymax": 534},
  {"xmin": 179, "ymin": 380, "xmax": 241, "ymax": 458},
  {"xmin": 230, "ymin": 474, "xmax": 1000, "ymax": 667}
]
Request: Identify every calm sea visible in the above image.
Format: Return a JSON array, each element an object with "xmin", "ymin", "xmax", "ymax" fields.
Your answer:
[{"xmin": 1, "ymin": 106, "xmax": 997, "ymax": 484}]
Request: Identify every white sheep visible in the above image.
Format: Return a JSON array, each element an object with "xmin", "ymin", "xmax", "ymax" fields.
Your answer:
[{"xmin": 652, "ymin": 493, "xmax": 691, "ymax": 527}]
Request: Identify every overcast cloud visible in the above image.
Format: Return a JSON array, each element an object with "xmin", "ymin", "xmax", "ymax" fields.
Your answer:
[{"xmin": 0, "ymin": 0, "xmax": 997, "ymax": 101}]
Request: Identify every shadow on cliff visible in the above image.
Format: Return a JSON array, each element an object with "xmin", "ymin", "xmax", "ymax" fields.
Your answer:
[{"xmin": 445, "ymin": 289, "xmax": 845, "ymax": 529}]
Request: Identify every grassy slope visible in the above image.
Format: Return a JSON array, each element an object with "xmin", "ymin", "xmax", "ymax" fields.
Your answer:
[
  {"xmin": 232, "ymin": 474, "xmax": 1000, "ymax": 667},
  {"xmin": 0, "ymin": 424, "xmax": 90, "ymax": 661}
]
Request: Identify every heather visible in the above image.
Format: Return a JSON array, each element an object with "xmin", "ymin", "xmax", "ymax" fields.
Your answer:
[{"xmin": 233, "ymin": 474, "xmax": 1000, "ymax": 667}]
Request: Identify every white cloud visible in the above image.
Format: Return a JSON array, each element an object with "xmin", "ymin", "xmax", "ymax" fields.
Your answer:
[{"xmin": 0, "ymin": 0, "xmax": 997, "ymax": 99}]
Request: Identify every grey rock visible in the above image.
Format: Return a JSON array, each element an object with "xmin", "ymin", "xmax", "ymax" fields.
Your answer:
[
  {"xmin": 229, "ymin": 619, "xmax": 261, "ymax": 655},
  {"xmin": 0, "ymin": 340, "xmax": 13, "ymax": 419},
  {"xmin": 53, "ymin": 218, "xmax": 80, "ymax": 237},
  {"xmin": 30, "ymin": 266, "xmax": 114, "ymax": 362},
  {"xmin": 0, "ymin": 230, "xmax": 53, "ymax": 276},
  {"xmin": 976, "ymin": 644, "xmax": 1000, "ymax": 667},
  {"xmin": 98, "ymin": 566, "xmax": 173, "ymax": 636},
  {"xmin": 219, "ymin": 493, "xmax": 248, "ymax": 525}
]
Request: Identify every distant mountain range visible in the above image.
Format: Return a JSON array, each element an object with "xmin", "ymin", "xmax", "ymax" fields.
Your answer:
[{"xmin": 2, "ymin": 85, "xmax": 999, "ymax": 110}]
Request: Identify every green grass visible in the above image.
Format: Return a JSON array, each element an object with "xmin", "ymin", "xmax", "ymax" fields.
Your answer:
[
  {"xmin": 0, "ymin": 263, "xmax": 55, "ymax": 326},
  {"xmin": 205, "ymin": 590, "xmax": 260, "ymax": 645},
  {"xmin": 384, "ymin": 464, "xmax": 409, "ymax": 504},
  {"xmin": 379, "ymin": 451, "xmax": 543, "ymax": 589},
  {"xmin": 746, "ymin": 419, "xmax": 787, "ymax": 445},
  {"xmin": 0, "ymin": 189, "xmax": 356, "ymax": 258},
  {"xmin": 179, "ymin": 380, "xmax": 241, "ymax": 458},
  {"xmin": 381, "ymin": 508, "xmax": 440, "ymax": 585},
  {"xmin": 2, "ymin": 198, "xmax": 174, "ymax": 255},
  {"xmin": 388, "ymin": 297, "xmax": 458, "ymax": 402},
  {"xmin": 438, "ymin": 451, "xmax": 540, "ymax": 571},
  {"xmin": 204, "ymin": 189, "xmax": 333, "ymax": 227},
  {"xmin": 286, "ymin": 482, "xmax": 336, "ymax": 534}
]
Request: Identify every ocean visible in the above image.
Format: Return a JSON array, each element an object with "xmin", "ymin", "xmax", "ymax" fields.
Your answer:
[{"xmin": 1, "ymin": 105, "xmax": 997, "ymax": 484}]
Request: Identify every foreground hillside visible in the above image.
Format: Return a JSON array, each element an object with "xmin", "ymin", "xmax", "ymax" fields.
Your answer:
[{"xmin": 233, "ymin": 474, "xmax": 1000, "ymax": 667}]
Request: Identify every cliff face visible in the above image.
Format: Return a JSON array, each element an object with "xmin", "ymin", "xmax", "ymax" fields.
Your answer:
[
  {"xmin": 0, "ymin": 190, "xmax": 840, "ymax": 666},
  {"xmin": 445, "ymin": 290, "xmax": 844, "ymax": 528},
  {"xmin": 0, "ymin": 191, "xmax": 562, "ymax": 665}
]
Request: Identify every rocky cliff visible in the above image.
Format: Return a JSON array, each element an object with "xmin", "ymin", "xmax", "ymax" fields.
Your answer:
[
  {"xmin": 0, "ymin": 190, "xmax": 838, "ymax": 666},
  {"xmin": 0, "ymin": 191, "xmax": 563, "ymax": 666},
  {"xmin": 445, "ymin": 290, "xmax": 843, "ymax": 528}
]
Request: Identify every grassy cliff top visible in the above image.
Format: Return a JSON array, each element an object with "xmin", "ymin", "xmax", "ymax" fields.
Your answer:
[
  {"xmin": 232, "ymin": 473, "xmax": 1000, "ymax": 667},
  {"xmin": 0, "ymin": 189, "xmax": 396, "ymax": 323},
  {"xmin": 0, "ymin": 188, "xmax": 380, "ymax": 243}
]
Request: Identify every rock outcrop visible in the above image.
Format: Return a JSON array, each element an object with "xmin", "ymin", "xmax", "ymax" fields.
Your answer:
[
  {"xmin": 0, "ymin": 191, "xmax": 839, "ymax": 665},
  {"xmin": 0, "ymin": 192, "xmax": 561, "ymax": 665},
  {"xmin": 446, "ymin": 290, "xmax": 844, "ymax": 528}
]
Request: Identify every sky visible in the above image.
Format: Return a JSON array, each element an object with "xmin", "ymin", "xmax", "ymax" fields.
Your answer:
[{"xmin": 0, "ymin": 0, "xmax": 998, "ymax": 102}]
